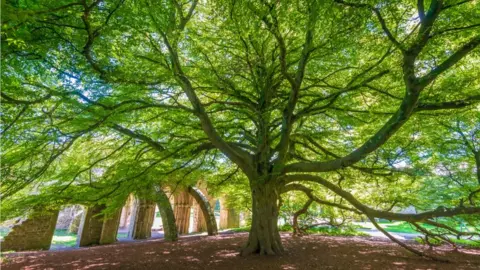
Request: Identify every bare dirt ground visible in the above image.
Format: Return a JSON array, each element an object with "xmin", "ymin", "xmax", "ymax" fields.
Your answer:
[{"xmin": 2, "ymin": 233, "xmax": 479, "ymax": 270}]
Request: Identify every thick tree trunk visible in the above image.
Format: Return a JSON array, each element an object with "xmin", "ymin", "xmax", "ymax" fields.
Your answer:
[{"xmin": 241, "ymin": 182, "xmax": 283, "ymax": 255}]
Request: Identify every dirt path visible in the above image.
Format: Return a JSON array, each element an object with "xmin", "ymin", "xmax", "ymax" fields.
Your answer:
[{"xmin": 2, "ymin": 233, "xmax": 479, "ymax": 270}]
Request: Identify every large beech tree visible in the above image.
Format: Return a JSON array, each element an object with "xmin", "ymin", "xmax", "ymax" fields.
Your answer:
[{"xmin": 2, "ymin": 0, "xmax": 480, "ymax": 256}]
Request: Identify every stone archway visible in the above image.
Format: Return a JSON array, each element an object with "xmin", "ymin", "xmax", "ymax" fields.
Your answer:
[
  {"xmin": 154, "ymin": 187, "xmax": 178, "ymax": 241},
  {"xmin": 173, "ymin": 190, "xmax": 193, "ymax": 235},
  {"xmin": 124, "ymin": 188, "xmax": 178, "ymax": 242},
  {"xmin": 77, "ymin": 204, "xmax": 123, "ymax": 246},
  {"xmin": 127, "ymin": 198, "xmax": 156, "ymax": 240},
  {"xmin": 188, "ymin": 187, "xmax": 218, "ymax": 236}
]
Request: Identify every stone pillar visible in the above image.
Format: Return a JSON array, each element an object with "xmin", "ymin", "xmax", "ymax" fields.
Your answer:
[
  {"xmin": 99, "ymin": 208, "xmax": 122, "ymax": 244},
  {"xmin": 77, "ymin": 205, "xmax": 105, "ymax": 247},
  {"xmin": 154, "ymin": 187, "xmax": 178, "ymax": 241},
  {"xmin": 188, "ymin": 187, "xmax": 218, "ymax": 236},
  {"xmin": 174, "ymin": 190, "xmax": 193, "ymax": 234},
  {"xmin": 220, "ymin": 198, "xmax": 240, "ymax": 229},
  {"xmin": 128, "ymin": 198, "xmax": 156, "ymax": 239},
  {"xmin": 194, "ymin": 186, "xmax": 216, "ymax": 232},
  {"xmin": 239, "ymin": 211, "xmax": 248, "ymax": 227},
  {"xmin": 1, "ymin": 209, "xmax": 59, "ymax": 251},
  {"xmin": 226, "ymin": 209, "xmax": 240, "ymax": 228},
  {"xmin": 119, "ymin": 194, "xmax": 134, "ymax": 228},
  {"xmin": 192, "ymin": 202, "xmax": 203, "ymax": 232}
]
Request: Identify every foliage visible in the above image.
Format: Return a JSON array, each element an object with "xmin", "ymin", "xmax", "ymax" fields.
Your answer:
[
  {"xmin": 50, "ymin": 229, "xmax": 78, "ymax": 249},
  {"xmin": 414, "ymin": 236, "xmax": 480, "ymax": 249},
  {"xmin": 1, "ymin": 0, "xmax": 480, "ymax": 255}
]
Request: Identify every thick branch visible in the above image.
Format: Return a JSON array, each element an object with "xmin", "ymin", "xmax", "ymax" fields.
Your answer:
[
  {"xmin": 415, "ymin": 95, "xmax": 480, "ymax": 111},
  {"xmin": 418, "ymin": 35, "xmax": 480, "ymax": 87},
  {"xmin": 282, "ymin": 183, "xmax": 362, "ymax": 214},
  {"xmin": 111, "ymin": 124, "xmax": 165, "ymax": 152},
  {"xmin": 285, "ymin": 89, "xmax": 420, "ymax": 173},
  {"xmin": 152, "ymin": 9, "xmax": 254, "ymax": 178},
  {"xmin": 285, "ymin": 174, "xmax": 480, "ymax": 222}
]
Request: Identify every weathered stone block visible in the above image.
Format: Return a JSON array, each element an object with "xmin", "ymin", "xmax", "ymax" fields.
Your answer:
[
  {"xmin": 1, "ymin": 209, "xmax": 59, "ymax": 251},
  {"xmin": 173, "ymin": 190, "xmax": 193, "ymax": 235},
  {"xmin": 220, "ymin": 198, "xmax": 240, "ymax": 229},
  {"xmin": 128, "ymin": 198, "xmax": 156, "ymax": 239},
  {"xmin": 188, "ymin": 187, "xmax": 218, "ymax": 236},
  {"xmin": 77, "ymin": 205, "xmax": 105, "ymax": 247},
  {"xmin": 154, "ymin": 187, "xmax": 178, "ymax": 241},
  {"xmin": 99, "ymin": 208, "xmax": 122, "ymax": 245}
]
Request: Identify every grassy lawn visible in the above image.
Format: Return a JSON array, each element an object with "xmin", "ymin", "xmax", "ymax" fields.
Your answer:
[
  {"xmin": 383, "ymin": 222, "xmax": 436, "ymax": 234},
  {"xmin": 0, "ymin": 228, "xmax": 10, "ymax": 239},
  {"xmin": 383, "ymin": 221, "xmax": 475, "ymax": 234},
  {"xmin": 1, "ymin": 229, "xmax": 131, "ymax": 249},
  {"xmin": 117, "ymin": 232, "xmax": 128, "ymax": 238},
  {"xmin": 356, "ymin": 221, "xmax": 475, "ymax": 234},
  {"xmin": 50, "ymin": 230, "xmax": 77, "ymax": 248},
  {"xmin": 415, "ymin": 237, "xmax": 480, "ymax": 249}
]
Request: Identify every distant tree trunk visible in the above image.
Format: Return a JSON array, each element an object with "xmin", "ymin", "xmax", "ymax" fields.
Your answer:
[
  {"xmin": 240, "ymin": 181, "xmax": 283, "ymax": 255},
  {"xmin": 68, "ymin": 210, "xmax": 83, "ymax": 234},
  {"xmin": 292, "ymin": 199, "xmax": 313, "ymax": 236}
]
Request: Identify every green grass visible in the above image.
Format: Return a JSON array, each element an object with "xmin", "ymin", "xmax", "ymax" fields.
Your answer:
[
  {"xmin": 228, "ymin": 226, "xmax": 250, "ymax": 233},
  {"xmin": 307, "ymin": 226, "xmax": 368, "ymax": 237},
  {"xmin": 0, "ymin": 228, "xmax": 10, "ymax": 239},
  {"xmin": 414, "ymin": 237, "xmax": 480, "ymax": 249},
  {"xmin": 451, "ymin": 238, "xmax": 480, "ymax": 248},
  {"xmin": 51, "ymin": 229, "xmax": 77, "ymax": 248},
  {"xmin": 383, "ymin": 222, "xmax": 436, "ymax": 234},
  {"xmin": 117, "ymin": 232, "xmax": 128, "ymax": 238},
  {"xmin": 383, "ymin": 222, "xmax": 475, "ymax": 234}
]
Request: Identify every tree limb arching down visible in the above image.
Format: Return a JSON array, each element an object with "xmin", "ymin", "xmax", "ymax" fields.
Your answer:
[{"xmin": 1, "ymin": 0, "xmax": 479, "ymax": 258}]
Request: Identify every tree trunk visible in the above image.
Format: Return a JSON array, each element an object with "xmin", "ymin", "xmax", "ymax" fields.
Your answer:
[
  {"xmin": 292, "ymin": 199, "xmax": 312, "ymax": 236},
  {"xmin": 240, "ymin": 182, "xmax": 283, "ymax": 255}
]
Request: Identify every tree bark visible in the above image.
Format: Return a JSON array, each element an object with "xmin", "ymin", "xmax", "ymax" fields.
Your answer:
[
  {"xmin": 292, "ymin": 199, "xmax": 313, "ymax": 236},
  {"xmin": 241, "ymin": 182, "xmax": 283, "ymax": 255}
]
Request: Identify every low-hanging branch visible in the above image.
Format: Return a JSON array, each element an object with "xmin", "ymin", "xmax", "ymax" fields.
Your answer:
[{"xmin": 285, "ymin": 174, "xmax": 480, "ymax": 222}]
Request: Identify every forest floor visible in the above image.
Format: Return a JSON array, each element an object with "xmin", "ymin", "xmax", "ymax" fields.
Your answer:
[{"xmin": 2, "ymin": 232, "xmax": 479, "ymax": 270}]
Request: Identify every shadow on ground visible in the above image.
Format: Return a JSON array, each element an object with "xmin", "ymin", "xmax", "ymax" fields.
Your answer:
[{"xmin": 2, "ymin": 233, "xmax": 479, "ymax": 270}]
